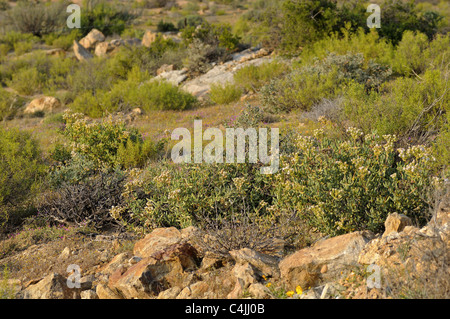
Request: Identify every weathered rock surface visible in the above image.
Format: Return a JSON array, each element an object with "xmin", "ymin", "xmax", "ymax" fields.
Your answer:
[
  {"xmin": 108, "ymin": 242, "xmax": 199, "ymax": 298},
  {"xmin": 133, "ymin": 227, "xmax": 182, "ymax": 258},
  {"xmin": 22, "ymin": 273, "xmax": 80, "ymax": 299},
  {"xmin": 24, "ymin": 96, "xmax": 60, "ymax": 114},
  {"xmin": 181, "ymin": 48, "xmax": 272, "ymax": 98},
  {"xmin": 142, "ymin": 30, "xmax": 158, "ymax": 47},
  {"xmin": 279, "ymin": 231, "xmax": 374, "ymax": 290},
  {"xmin": 73, "ymin": 40, "xmax": 93, "ymax": 61},
  {"xmin": 79, "ymin": 29, "xmax": 105, "ymax": 50},
  {"xmin": 383, "ymin": 213, "xmax": 413, "ymax": 237},
  {"xmin": 229, "ymin": 248, "xmax": 280, "ymax": 279}
]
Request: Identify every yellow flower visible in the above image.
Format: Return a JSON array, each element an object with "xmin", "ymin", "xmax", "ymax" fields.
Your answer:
[
  {"xmin": 262, "ymin": 275, "xmax": 267, "ymax": 280},
  {"xmin": 265, "ymin": 282, "xmax": 272, "ymax": 288},
  {"xmin": 286, "ymin": 291, "xmax": 294, "ymax": 297},
  {"xmin": 296, "ymin": 286, "xmax": 303, "ymax": 295}
]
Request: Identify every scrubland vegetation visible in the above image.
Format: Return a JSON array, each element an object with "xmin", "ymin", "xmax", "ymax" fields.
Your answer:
[{"xmin": 0, "ymin": 0, "xmax": 448, "ymax": 299}]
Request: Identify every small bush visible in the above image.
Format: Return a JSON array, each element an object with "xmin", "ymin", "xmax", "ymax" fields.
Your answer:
[
  {"xmin": 275, "ymin": 128, "xmax": 435, "ymax": 236},
  {"xmin": 80, "ymin": 0, "xmax": 137, "ymax": 37},
  {"xmin": 260, "ymin": 52, "xmax": 391, "ymax": 113},
  {"xmin": 0, "ymin": 88, "xmax": 25, "ymax": 121},
  {"xmin": 6, "ymin": 67, "xmax": 43, "ymax": 95},
  {"xmin": 343, "ymin": 68, "xmax": 449, "ymax": 139},
  {"xmin": 157, "ymin": 20, "xmax": 177, "ymax": 32},
  {"xmin": 38, "ymin": 168, "xmax": 126, "ymax": 230},
  {"xmin": 0, "ymin": 127, "xmax": 46, "ymax": 231},
  {"xmin": 234, "ymin": 61, "xmax": 290, "ymax": 93},
  {"xmin": 61, "ymin": 112, "xmax": 161, "ymax": 169},
  {"xmin": 6, "ymin": 0, "xmax": 68, "ymax": 36},
  {"xmin": 110, "ymin": 161, "xmax": 276, "ymax": 233},
  {"xmin": 209, "ymin": 82, "xmax": 242, "ymax": 105}
]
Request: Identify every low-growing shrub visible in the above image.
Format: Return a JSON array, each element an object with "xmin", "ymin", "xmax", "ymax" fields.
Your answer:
[
  {"xmin": 261, "ymin": 52, "xmax": 391, "ymax": 113},
  {"xmin": 61, "ymin": 111, "xmax": 163, "ymax": 169},
  {"xmin": 0, "ymin": 127, "xmax": 46, "ymax": 231},
  {"xmin": 274, "ymin": 128, "xmax": 436, "ymax": 236},
  {"xmin": 209, "ymin": 82, "xmax": 242, "ymax": 105},
  {"xmin": 343, "ymin": 68, "xmax": 449, "ymax": 140},
  {"xmin": 80, "ymin": 0, "xmax": 137, "ymax": 37},
  {"xmin": 38, "ymin": 169, "xmax": 126, "ymax": 230},
  {"xmin": 5, "ymin": 0, "xmax": 68, "ymax": 36},
  {"xmin": 234, "ymin": 60, "xmax": 290, "ymax": 93},
  {"xmin": 110, "ymin": 161, "xmax": 276, "ymax": 233},
  {"xmin": 157, "ymin": 20, "xmax": 177, "ymax": 32},
  {"xmin": 0, "ymin": 88, "xmax": 25, "ymax": 121}
]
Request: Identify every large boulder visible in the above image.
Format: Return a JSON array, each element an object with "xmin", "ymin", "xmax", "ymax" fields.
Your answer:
[
  {"xmin": 24, "ymin": 96, "xmax": 60, "ymax": 114},
  {"xmin": 229, "ymin": 248, "xmax": 280, "ymax": 279},
  {"xmin": 279, "ymin": 231, "xmax": 374, "ymax": 290},
  {"xmin": 22, "ymin": 273, "xmax": 81, "ymax": 299},
  {"xmin": 133, "ymin": 227, "xmax": 182, "ymax": 258},
  {"xmin": 73, "ymin": 40, "xmax": 93, "ymax": 61},
  {"xmin": 383, "ymin": 213, "xmax": 413, "ymax": 238},
  {"xmin": 108, "ymin": 242, "xmax": 199, "ymax": 298},
  {"xmin": 79, "ymin": 28, "xmax": 105, "ymax": 50}
]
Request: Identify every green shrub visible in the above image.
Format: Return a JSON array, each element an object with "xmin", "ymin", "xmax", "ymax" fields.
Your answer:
[
  {"xmin": 6, "ymin": 67, "xmax": 43, "ymax": 95},
  {"xmin": 300, "ymin": 28, "xmax": 395, "ymax": 67},
  {"xmin": 377, "ymin": 0, "xmax": 442, "ymax": 44},
  {"xmin": 234, "ymin": 60, "xmax": 290, "ymax": 93},
  {"xmin": 393, "ymin": 31, "xmax": 430, "ymax": 75},
  {"xmin": 209, "ymin": 82, "xmax": 242, "ymax": 105},
  {"xmin": 43, "ymin": 29, "xmax": 83, "ymax": 51},
  {"xmin": 5, "ymin": 0, "xmax": 68, "ymax": 36},
  {"xmin": 136, "ymin": 80, "xmax": 198, "ymax": 111},
  {"xmin": 80, "ymin": 0, "xmax": 137, "ymax": 37},
  {"xmin": 343, "ymin": 69, "xmax": 449, "ymax": 138},
  {"xmin": 13, "ymin": 40, "xmax": 33, "ymax": 55},
  {"xmin": 60, "ymin": 111, "xmax": 165, "ymax": 169},
  {"xmin": 261, "ymin": 52, "xmax": 391, "ymax": 113},
  {"xmin": 0, "ymin": 127, "xmax": 46, "ymax": 230},
  {"xmin": 157, "ymin": 20, "xmax": 177, "ymax": 32},
  {"xmin": 281, "ymin": 0, "xmax": 340, "ymax": 51},
  {"xmin": 0, "ymin": 88, "xmax": 25, "ymax": 121},
  {"xmin": 261, "ymin": 67, "xmax": 341, "ymax": 113},
  {"xmin": 177, "ymin": 15, "xmax": 205, "ymax": 30},
  {"xmin": 274, "ymin": 128, "xmax": 435, "ymax": 236},
  {"xmin": 110, "ymin": 161, "xmax": 275, "ymax": 233}
]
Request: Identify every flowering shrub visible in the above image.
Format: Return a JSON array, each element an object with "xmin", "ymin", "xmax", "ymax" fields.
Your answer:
[{"xmin": 274, "ymin": 128, "xmax": 435, "ymax": 236}]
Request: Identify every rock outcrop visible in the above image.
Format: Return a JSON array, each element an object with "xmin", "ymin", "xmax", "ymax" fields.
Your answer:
[
  {"xmin": 24, "ymin": 96, "xmax": 61, "ymax": 114},
  {"xmin": 279, "ymin": 231, "xmax": 374, "ymax": 290},
  {"xmin": 79, "ymin": 29, "xmax": 105, "ymax": 50},
  {"xmin": 73, "ymin": 40, "xmax": 93, "ymax": 61}
]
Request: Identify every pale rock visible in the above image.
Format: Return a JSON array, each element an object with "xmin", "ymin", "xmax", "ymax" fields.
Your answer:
[
  {"xmin": 142, "ymin": 30, "xmax": 158, "ymax": 47},
  {"xmin": 133, "ymin": 227, "xmax": 182, "ymax": 258},
  {"xmin": 24, "ymin": 96, "xmax": 60, "ymax": 114},
  {"xmin": 22, "ymin": 273, "xmax": 80, "ymax": 299},
  {"xmin": 96, "ymin": 283, "xmax": 122, "ymax": 299},
  {"xmin": 79, "ymin": 29, "xmax": 105, "ymax": 50},
  {"xmin": 157, "ymin": 286, "xmax": 182, "ymax": 299},
  {"xmin": 176, "ymin": 281, "xmax": 209, "ymax": 299},
  {"xmin": 248, "ymin": 283, "xmax": 270, "ymax": 299},
  {"xmin": 80, "ymin": 289, "xmax": 98, "ymax": 299},
  {"xmin": 383, "ymin": 213, "xmax": 413, "ymax": 238},
  {"xmin": 229, "ymin": 248, "xmax": 280, "ymax": 279},
  {"xmin": 73, "ymin": 40, "xmax": 93, "ymax": 61},
  {"xmin": 279, "ymin": 231, "xmax": 374, "ymax": 290}
]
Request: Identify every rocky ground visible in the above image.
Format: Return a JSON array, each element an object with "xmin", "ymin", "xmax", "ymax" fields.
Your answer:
[{"xmin": 1, "ymin": 198, "xmax": 448, "ymax": 299}]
